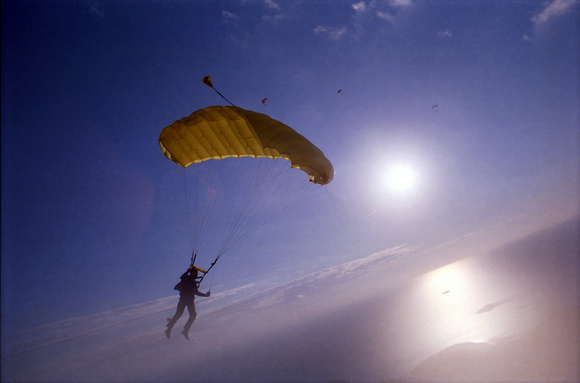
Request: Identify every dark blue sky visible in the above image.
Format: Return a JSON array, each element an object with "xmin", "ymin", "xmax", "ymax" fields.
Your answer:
[{"xmin": 2, "ymin": 0, "xmax": 578, "ymax": 338}]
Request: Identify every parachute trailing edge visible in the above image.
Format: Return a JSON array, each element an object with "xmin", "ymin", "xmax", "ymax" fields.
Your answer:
[{"xmin": 159, "ymin": 105, "xmax": 334, "ymax": 185}]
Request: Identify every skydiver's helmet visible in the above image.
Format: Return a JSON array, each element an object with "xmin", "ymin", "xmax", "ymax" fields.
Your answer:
[{"xmin": 189, "ymin": 265, "xmax": 206, "ymax": 277}]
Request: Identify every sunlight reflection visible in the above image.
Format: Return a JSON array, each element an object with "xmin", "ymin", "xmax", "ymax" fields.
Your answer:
[
  {"xmin": 418, "ymin": 262, "xmax": 492, "ymax": 344},
  {"xmin": 423, "ymin": 262, "xmax": 468, "ymax": 295},
  {"xmin": 384, "ymin": 259, "xmax": 509, "ymax": 359},
  {"xmin": 399, "ymin": 257, "xmax": 541, "ymax": 356}
]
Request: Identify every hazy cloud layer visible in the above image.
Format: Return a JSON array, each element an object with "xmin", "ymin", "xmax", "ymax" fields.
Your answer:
[
  {"xmin": 413, "ymin": 307, "xmax": 580, "ymax": 381},
  {"xmin": 3, "ymin": 220, "xmax": 578, "ymax": 382}
]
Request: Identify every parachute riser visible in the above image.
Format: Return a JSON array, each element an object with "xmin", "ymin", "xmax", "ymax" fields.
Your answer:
[
  {"xmin": 203, "ymin": 75, "xmax": 236, "ymax": 107},
  {"xmin": 195, "ymin": 255, "xmax": 221, "ymax": 287}
]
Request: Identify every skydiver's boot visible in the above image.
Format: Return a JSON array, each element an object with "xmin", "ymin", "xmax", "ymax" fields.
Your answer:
[
  {"xmin": 165, "ymin": 326, "xmax": 172, "ymax": 339},
  {"xmin": 181, "ymin": 329, "xmax": 189, "ymax": 340}
]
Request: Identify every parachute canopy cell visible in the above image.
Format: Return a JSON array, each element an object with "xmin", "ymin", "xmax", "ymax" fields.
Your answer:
[{"xmin": 159, "ymin": 106, "xmax": 334, "ymax": 185}]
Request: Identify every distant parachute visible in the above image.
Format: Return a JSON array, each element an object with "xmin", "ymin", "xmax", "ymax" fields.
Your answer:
[
  {"xmin": 432, "ymin": 105, "xmax": 439, "ymax": 112},
  {"xmin": 262, "ymin": 98, "xmax": 268, "ymax": 105},
  {"xmin": 202, "ymin": 75, "xmax": 213, "ymax": 88},
  {"xmin": 338, "ymin": 89, "xmax": 342, "ymax": 94}
]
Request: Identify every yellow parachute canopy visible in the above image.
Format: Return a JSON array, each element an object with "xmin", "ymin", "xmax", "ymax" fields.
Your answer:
[{"xmin": 159, "ymin": 106, "xmax": 334, "ymax": 185}]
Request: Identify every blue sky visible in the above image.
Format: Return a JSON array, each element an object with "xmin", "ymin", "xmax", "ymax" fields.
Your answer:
[{"xmin": 2, "ymin": 0, "xmax": 578, "ymax": 341}]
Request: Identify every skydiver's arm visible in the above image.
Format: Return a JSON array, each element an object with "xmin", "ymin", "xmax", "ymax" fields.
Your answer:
[{"xmin": 195, "ymin": 290, "xmax": 211, "ymax": 298}]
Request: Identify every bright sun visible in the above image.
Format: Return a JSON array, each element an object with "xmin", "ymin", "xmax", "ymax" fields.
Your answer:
[{"xmin": 385, "ymin": 164, "xmax": 418, "ymax": 194}]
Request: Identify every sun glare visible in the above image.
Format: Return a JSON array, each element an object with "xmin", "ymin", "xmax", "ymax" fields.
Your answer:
[{"xmin": 386, "ymin": 164, "xmax": 418, "ymax": 194}]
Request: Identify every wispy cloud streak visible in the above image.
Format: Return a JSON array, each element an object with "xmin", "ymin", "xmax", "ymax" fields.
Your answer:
[
  {"xmin": 314, "ymin": 25, "xmax": 347, "ymax": 40},
  {"xmin": 532, "ymin": 0, "xmax": 577, "ymax": 28}
]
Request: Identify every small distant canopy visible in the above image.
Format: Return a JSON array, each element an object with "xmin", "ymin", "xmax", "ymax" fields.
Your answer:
[{"xmin": 203, "ymin": 75, "xmax": 214, "ymax": 88}]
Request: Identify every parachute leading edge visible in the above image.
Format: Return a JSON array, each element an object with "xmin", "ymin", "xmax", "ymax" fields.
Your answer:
[{"xmin": 159, "ymin": 105, "xmax": 334, "ymax": 185}]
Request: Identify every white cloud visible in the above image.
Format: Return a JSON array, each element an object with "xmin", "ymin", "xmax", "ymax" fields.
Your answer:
[
  {"xmin": 532, "ymin": 0, "xmax": 577, "ymax": 28},
  {"xmin": 314, "ymin": 25, "xmax": 347, "ymax": 40},
  {"xmin": 221, "ymin": 10, "xmax": 239, "ymax": 21},
  {"xmin": 376, "ymin": 10, "xmax": 395, "ymax": 23},
  {"xmin": 389, "ymin": 0, "xmax": 414, "ymax": 8},
  {"xmin": 352, "ymin": 1, "xmax": 367, "ymax": 13},
  {"xmin": 264, "ymin": 0, "xmax": 280, "ymax": 10},
  {"xmin": 309, "ymin": 245, "xmax": 413, "ymax": 282},
  {"xmin": 314, "ymin": 25, "xmax": 328, "ymax": 33},
  {"xmin": 438, "ymin": 30, "xmax": 453, "ymax": 38}
]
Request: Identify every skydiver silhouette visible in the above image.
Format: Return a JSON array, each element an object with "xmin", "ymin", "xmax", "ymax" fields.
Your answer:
[{"xmin": 166, "ymin": 267, "xmax": 210, "ymax": 340}]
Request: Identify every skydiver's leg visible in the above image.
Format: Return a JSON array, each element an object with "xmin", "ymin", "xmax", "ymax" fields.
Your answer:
[
  {"xmin": 183, "ymin": 301, "xmax": 197, "ymax": 332},
  {"xmin": 181, "ymin": 304, "xmax": 196, "ymax": 340},
  {"xmin": 167, "ymin": 300, "xmax": 186, "ymax": 329}
]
